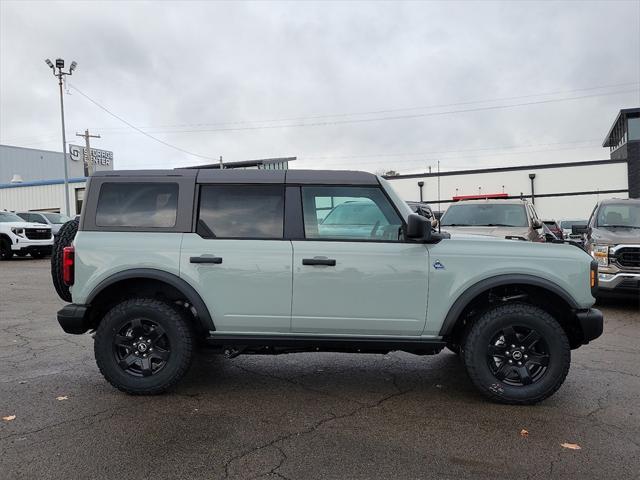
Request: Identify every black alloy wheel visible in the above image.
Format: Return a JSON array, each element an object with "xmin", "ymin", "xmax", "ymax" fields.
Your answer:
[
  {"xmin": 486, "ymin": 325, "xmax": 549, "ymax": 386},
  {"xmin": 113, "ymin": 318, "xmax": 171, "ymax": 377}
]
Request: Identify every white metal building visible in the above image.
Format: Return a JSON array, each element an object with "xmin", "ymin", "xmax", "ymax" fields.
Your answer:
[
  {"xmin": 0, "ymin": 145, "xmax": 89, "ymax": 216},
  {"xmin": 0, "ymin": 145, "xmax": 295, "ymax": 216},
  {"xmin": 387, "ymin": 108, "xmax": 640, "ymax": 221}
]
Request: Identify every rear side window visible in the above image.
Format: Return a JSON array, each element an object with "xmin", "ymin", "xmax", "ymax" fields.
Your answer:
[
  {"xmin": 96, "ymin": 182, "xmax": 179, "ymax": 228},
  {"xmin": 197, "ymin": 185, "xmax": 284, "ymax": 239}
]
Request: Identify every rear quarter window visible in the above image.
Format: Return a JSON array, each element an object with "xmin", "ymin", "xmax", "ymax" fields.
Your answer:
[{"xmin": 95, "ymin": 182, "xmax": 179, "ymax": 228}]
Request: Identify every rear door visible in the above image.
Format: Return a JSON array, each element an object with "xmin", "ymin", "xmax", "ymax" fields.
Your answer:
[
  {"xmin": 180, "ymin": 183, "xmax": 293, "ymax": 334},
  {"xmin": 290, "ymin": 185, "xmax": 429, "ymax": 336}
]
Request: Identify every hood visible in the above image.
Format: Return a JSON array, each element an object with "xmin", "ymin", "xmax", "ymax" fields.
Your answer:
[
  {"xmin": 3, "ymin": 221, "xmax": 51, "ymax": 230},
  {"xmin": 441, "ymin": 225, "xmax": 531, "ymax": 240},
  {"xmin": 591, "ymin": 226, "xmax": 640, "ymax": 244}
]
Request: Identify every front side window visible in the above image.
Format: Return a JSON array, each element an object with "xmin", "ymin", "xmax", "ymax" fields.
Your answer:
[
  {"xmin": 301, "ymin": 186, "xmax": 403, "ymax": 241},
  {"xmin": 441, "ymin": 203, "xmax": 528, "ymax": 227},
  {"xmin": 197, "ymin": 185, "xmax": 284, "ymax": 239},
  {"xmin": 96, "ymin": 182, "xmax": 179, "ymax": 228}
]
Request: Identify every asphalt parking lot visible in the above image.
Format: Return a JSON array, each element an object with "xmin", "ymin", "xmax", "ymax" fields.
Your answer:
[{"xmin": 1, "ymin": 258, "xmax": 639, "ymax": 480}]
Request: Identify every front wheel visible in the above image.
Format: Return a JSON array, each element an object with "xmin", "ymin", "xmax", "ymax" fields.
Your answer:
[
  {"xmin": 94, "ymin": 298, "xmax": 194, "ymax": 395},
  {"xmin": 0, "ymin": 239, "xmax": 13, "ymax": 260},
  {"xmin": 463, "ymin": 303, "xmax": 570, "ymax": 405}
]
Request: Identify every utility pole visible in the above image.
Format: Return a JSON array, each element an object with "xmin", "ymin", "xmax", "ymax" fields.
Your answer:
[
  {"xmin": 45, "ymin": 58, "xmax": 77, "ymax": 216},
  {"xmin": 76, "ymin": 129, "xmax": 101, "ymax": 176},
  {"xmin": 219, "ymin": 155, "xmax": 224, "ymax": 169}
]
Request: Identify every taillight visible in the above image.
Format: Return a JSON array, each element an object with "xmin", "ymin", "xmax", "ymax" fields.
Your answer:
[{"xmin": 63, "ymin": 246, "xmax": 75, "ymax": 286}]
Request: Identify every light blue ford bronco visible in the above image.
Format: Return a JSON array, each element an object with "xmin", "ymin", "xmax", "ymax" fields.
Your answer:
[{"xmin": 53, "ymin": 169, "xmax": 603, "ymax": 404}]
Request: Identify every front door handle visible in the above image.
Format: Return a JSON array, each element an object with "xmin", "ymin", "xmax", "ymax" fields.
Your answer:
[
  {"xmin": 190, "ymin": 256, "xmax": 223, "ymax": 264},
  {"xmin": 302, "ymin": 258, "xmax": 336, "ymax": 266}
]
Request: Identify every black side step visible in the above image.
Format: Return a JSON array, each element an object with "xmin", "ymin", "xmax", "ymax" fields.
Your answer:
[{"xmin": 205, "ymin": 334, "xmax": 445, "ymax": 355}]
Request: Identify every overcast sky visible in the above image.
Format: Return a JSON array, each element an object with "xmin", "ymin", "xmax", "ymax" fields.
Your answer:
[{"xmin": 1, "ymin": 0, "xmax": 639, "ymax": 174}]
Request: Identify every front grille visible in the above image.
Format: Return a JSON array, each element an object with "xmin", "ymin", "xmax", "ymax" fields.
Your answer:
[
  {"xmin": 25, "ymin": 228, "xmax": 52, "ymax": 240},
  {"xmin": 619, "ymin": 278, "xmax": 640, "ymax": 290},
  {"xmin": 615, "ymin": 247, "xmax": 640, "ymax": 268}
]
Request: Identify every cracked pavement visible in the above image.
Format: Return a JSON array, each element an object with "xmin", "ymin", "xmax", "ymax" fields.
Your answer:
[{"xmin": 1, "ymin": 258, "xmax": 639, "ymax": 479}]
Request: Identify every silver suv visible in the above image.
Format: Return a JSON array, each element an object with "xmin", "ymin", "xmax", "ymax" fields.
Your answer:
[
  {"xmin": 53, "ymin": 169, "xmax": 603, "ymax": 404},
  {"xmin": 440, "ymin": 199, "xmax": 545, "ymax": 242}
]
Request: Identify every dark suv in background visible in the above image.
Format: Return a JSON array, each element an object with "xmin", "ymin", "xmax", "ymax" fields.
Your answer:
[{"xmin": 573, "ymin": 198, "xmax": 640, "ymax": 295}]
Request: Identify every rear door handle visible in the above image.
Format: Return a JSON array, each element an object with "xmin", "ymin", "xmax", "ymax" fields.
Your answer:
[
  {"xmin": 190, "ymin": 256, "xmax": 223, "ymax": 264},
  {"xmin": 302, "ymin": 258, "xmax": 336, "ymax": 266}
]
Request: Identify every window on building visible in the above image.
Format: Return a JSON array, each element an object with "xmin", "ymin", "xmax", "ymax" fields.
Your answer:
[
  {"xmin": 197, "ymin": 185, "xmax": 284, "ymax": 239},
  {"xmin": 95, "ymin": 183, "xmax": 179, "ymax": 228},
  {"xmin": 301, "ymin": 186, "xmax": 403, "ymax": 241},
  {"xmin": 75, "ymin": 188, "xmax": 85, "ymax": 215},
  {"xmin": 628, "ymin": 117, "xmax": 640, "ymax": 141}
]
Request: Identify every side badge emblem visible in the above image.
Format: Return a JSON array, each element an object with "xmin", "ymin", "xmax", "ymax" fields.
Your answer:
[{"xmin": 433, "ymin": 260, "xmax": 445, "ymax": 270}]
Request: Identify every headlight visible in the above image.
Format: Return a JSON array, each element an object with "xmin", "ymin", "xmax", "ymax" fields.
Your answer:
[
  {"xmin": 10, "ymin": 227, "xmax": 25, "ymax": 237},
  {"xmin": 590, "ymin": 244, "xmax": 609, "ymax": 266}
]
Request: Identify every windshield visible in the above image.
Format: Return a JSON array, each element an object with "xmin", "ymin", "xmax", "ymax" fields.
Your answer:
[
  {"xmin": 441, "ymin": 203, "xmax": 528, "ymax": 227},
  {"xmin": 560, "ymin": 220, "xmax": 587, "ymax": 229},
  {"xmin": 596, "ymin": 203, "xmax": 640, "ymax": 228},
  {"xmin": 0, "ymin": 211, "xmax": 24, "ymax": 223},
  {"xmin": 42, "ymin": 212, "xmax": 71, "ymax": 224}
]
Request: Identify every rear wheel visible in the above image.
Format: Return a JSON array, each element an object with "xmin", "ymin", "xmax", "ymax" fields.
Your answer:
[
  {"xmin": 94, "ymin": 298, "xmax": 194, "ymax": 395},
  {"xmin": 0, "ymin": 239, "xmax": 13, "ymax": 260},
  {"xmin": 463, "ymin": 303, "xmax": 570, "ymax": 405}
]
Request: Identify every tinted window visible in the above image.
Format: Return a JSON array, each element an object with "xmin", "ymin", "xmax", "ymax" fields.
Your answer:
[
  {"xmin": 96, "ymin": 183, "xmax": 179, "ymax": 228},
  {"xmin": 441, "ymin": 203, "xmax": 528, "ymax": 227},
  {"xmin": 197, "ymin": 185, "xmax": 284, "ymax": 239},
  {"xmin": 301, "ymin": 186, "xmax": 403, "ymax": 241}
]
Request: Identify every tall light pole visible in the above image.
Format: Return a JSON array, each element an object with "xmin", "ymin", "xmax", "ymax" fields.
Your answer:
[{"xmin": 45, "ymin": 58, "xmax": 77, "ymax": 216}]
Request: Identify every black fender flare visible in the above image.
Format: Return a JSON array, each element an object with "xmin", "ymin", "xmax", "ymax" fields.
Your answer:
[
  {"xmin": 438, "ymin": 274, "xmax": 579, "ymax": 337},
  {"xmin": 86, "ymin": 268, "xmax": 214, "ymax": 331}
]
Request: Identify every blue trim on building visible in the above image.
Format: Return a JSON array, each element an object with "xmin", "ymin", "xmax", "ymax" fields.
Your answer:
[{"xmin": 0, "ymin": 177, "xmax": 87, "ymax": 189}]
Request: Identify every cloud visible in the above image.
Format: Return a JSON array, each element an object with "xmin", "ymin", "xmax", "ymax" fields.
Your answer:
[{"xmin": 1, "ymin": 0, "xmax": 638, "ymax": 175}]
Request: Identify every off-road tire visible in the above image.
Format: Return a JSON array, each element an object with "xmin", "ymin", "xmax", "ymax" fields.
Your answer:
[
  {"xmin": 51, "ymin": 219, "xmax": 78, "ymax": 302},
  {"xmin": 0, "ymin": 239, "xmax": 13, "ymax": 260},
  {"xmin": 463, "ymin": 303, "xmax": 570, "ymax": 405},
  {"xmin": 94, "ymin": 298, "xmax": 194, "ymax": 395}
]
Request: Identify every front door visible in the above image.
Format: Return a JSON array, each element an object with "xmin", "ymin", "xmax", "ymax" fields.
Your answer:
[
  {"xmin": 291, "ymin": 185, "xmax": 429, "ymax": 336},
  {"xmin": 180, "ymin": 184, "xmax": 292, "ymax": 334}
]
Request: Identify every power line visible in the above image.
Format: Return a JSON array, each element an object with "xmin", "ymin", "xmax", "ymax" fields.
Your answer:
[
  {"xmin": 67, "ymin": 84, "xmax": 218, "ymax": 161},
  {"xmin": 93, "ymin": 81, "xmax": 639, "ymax": 132},
  {"xmin": 299, "ymin": 139, "xmax": 600, "ymax": 161},
  {"xmin": 302, "ymin": 144, "xmax": 603, "ymax": 168},
  {"xmin": 92, "ymin": 89, "xmax": 638, "ymax": 136}
]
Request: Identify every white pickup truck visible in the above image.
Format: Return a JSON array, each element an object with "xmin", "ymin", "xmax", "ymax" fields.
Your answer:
[{"xmin": 0, "ymin": 210, "xmax": 53, "ymax": 260}]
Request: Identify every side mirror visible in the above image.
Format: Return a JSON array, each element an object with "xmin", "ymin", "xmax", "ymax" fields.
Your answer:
[
  {"xmin": 572, "ymin": 224, "xmax": 589, "ymax": 235},
  {"xmin": 532, "ymin": 219, "xmax": 543, "ymax": 229},
  {"xmin": 406, "ymin": 213, "xmax": 432, "ymax": 242}
]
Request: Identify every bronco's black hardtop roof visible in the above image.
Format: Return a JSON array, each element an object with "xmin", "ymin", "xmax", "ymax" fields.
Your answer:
[{"xmin": 92, "ymin": 169, "xmax": 379, "ymax": 185}]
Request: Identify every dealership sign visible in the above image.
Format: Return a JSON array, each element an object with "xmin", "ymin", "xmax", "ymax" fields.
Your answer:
[{"xmin": 69, "ymin": 144, "xmax": 114, "ymax": 172}]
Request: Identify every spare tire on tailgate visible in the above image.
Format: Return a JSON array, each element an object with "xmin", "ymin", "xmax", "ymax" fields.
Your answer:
[{"xmin": 51, "ymin": 219, "xmax": 79, "ymax": 302}]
